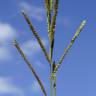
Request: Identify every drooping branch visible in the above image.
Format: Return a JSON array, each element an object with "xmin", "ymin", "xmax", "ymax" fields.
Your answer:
[
  {"xmin": 13, "ymin": 39, "xmax": 47, "ymax": 96},
  {"xmin": 22, "ymin": 11, "xmax": 51, "ymax": 66},
  {"xmin": 54, "ymin": 20, "xmax": 86, "ymax": 73}
]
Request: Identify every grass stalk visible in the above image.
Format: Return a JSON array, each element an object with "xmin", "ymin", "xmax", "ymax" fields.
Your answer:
[
  {"xmin": 45, "ymin": 1, "xmax": 54, "ymax": 96},
  {"xmin": 13, "ymin": 1, "xmax": 86, "ymax": 96}
]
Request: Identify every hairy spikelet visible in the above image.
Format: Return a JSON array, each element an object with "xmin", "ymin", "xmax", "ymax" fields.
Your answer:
[
  {"xmin": 22, "ymin": 11, "xmax": 51, "ymax": 66},
  {"xmin": 45, "ymin": 0, "xmax": 50, "ymax": 12},
  {"xmin": 13, "ymin": 39, "xmax": 47, "ymax": 96},
  {"xmin": 54, "ymin": 20, "xmax": 86, "ymax": 73},
  {"xmin": 45, "ymin": 0, "xmax": 51, "ymax": 37},
  {"xmin": 50, "ymin": 0, "xmax": 53, "ymax": 11}
]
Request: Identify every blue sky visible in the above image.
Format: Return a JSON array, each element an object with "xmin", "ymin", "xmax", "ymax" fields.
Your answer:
[{"xmin": 0, "ymin": 0, "xmax": 96, "ymax": 96}]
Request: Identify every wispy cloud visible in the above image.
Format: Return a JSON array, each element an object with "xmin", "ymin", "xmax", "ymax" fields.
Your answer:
[
  {"xmin": 29, "ymin": 80, "xmax": 47, "ymax": 95},
  {"xmin": 0, "ymin": 77, "xmax": 23, "ymax": 96},
  {"xmin": 21, "ymin": 39, "xmax": 47, "ymax": 57},
  {"xmin": 19, "ymin": 2, "xmax": 45, "ymax": 21},
  {"xmin": 0, "ymin": 47, "xmax": 12, "ymax": 61},
  {"xmin": 0, "ymin": 22, "xmax": 17, "ymax": 61},
  {"xmin": 31, "ymin": 80, "xmax": 40, "ymax": 93},
  {"xmin": 0, "ymin": 22, "xmax": 16, "ymax": 43}
]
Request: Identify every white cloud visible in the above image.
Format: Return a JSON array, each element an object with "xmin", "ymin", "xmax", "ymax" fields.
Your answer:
[
  {"xmin": 31, "ymin": 80, "xmax": 40, "ymax": 93},
  {"xmin": 0, "ymin": 22, "xmax": 17, "ymax": 61},
  {"xmin": 0, "ymin": 77, "xmax": 23, "ymax": 96},
  {"xmin": 19, "ymin": 2, "xmax": 44, "ymax": 21},
  {"xmin": 29, "ymin": 80, "xmax": 47, "ymax": 94},
  {"xmin": 0, "ymin": 22, "xmax": 16, "ymax": 43},
  {"xmin": 21, "ymin": 39, "xmax": 47, "ymax": 57},
  {"xmin": 0, "ymin": 47, "xmax": 12, "ymax": 61}
]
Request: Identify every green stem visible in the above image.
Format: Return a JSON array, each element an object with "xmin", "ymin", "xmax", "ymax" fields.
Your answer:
[
  {"xmin": 51, "ymin": 72, "xmax": 56, "ymax": 96},
  {"xmin": 54, "ymin": 75, "xmax": 56, "ymax": 96}
]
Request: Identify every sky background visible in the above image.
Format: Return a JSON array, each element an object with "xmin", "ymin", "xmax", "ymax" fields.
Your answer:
[{"xmin": 0, "ymin": 0, "xmax": 96, "ymax": 96}]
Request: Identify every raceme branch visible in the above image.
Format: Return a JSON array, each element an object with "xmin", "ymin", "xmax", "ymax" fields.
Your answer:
[
  {"xmin": 22, "ymin": 11, "xmax": 51, "ymax": 66},
  {"xmin": 54, "ymin": 20, "xmax": 86, "ymax": 73},
  {"xmin": 50, "ymin": 0, "xmax": 59, "ymax": 59},
  {"xmin": 13, "ymin": 39, "xmax": 47, "ymax": 96}
]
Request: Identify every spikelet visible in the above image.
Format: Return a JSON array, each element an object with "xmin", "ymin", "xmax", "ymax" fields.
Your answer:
[
  {"xmin": 13, "ymin": 39, "xmax": 47, "ymax": 96},
  {"xmin": 45, "ymin": 0, "xmax": 51, "ymax": 36},
  {"xmin": 45, "ymin": 0, "xmax": 50, "ymax": 12},
  {"xmin": 54, "ymin": 20, "xmax": 86, "ymax": 73},
  {"xmin": 21, "ymin": 11, "xmax": 51, "ymax": 66},
  {"xmin": 50, "ymin": 0, "xmax": 53, "ymax": 11}
]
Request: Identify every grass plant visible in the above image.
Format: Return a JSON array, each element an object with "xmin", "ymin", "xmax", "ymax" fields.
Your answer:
[{"xmin": 13, "ymin": 0, "xmax": 86, "ymax": 96}]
